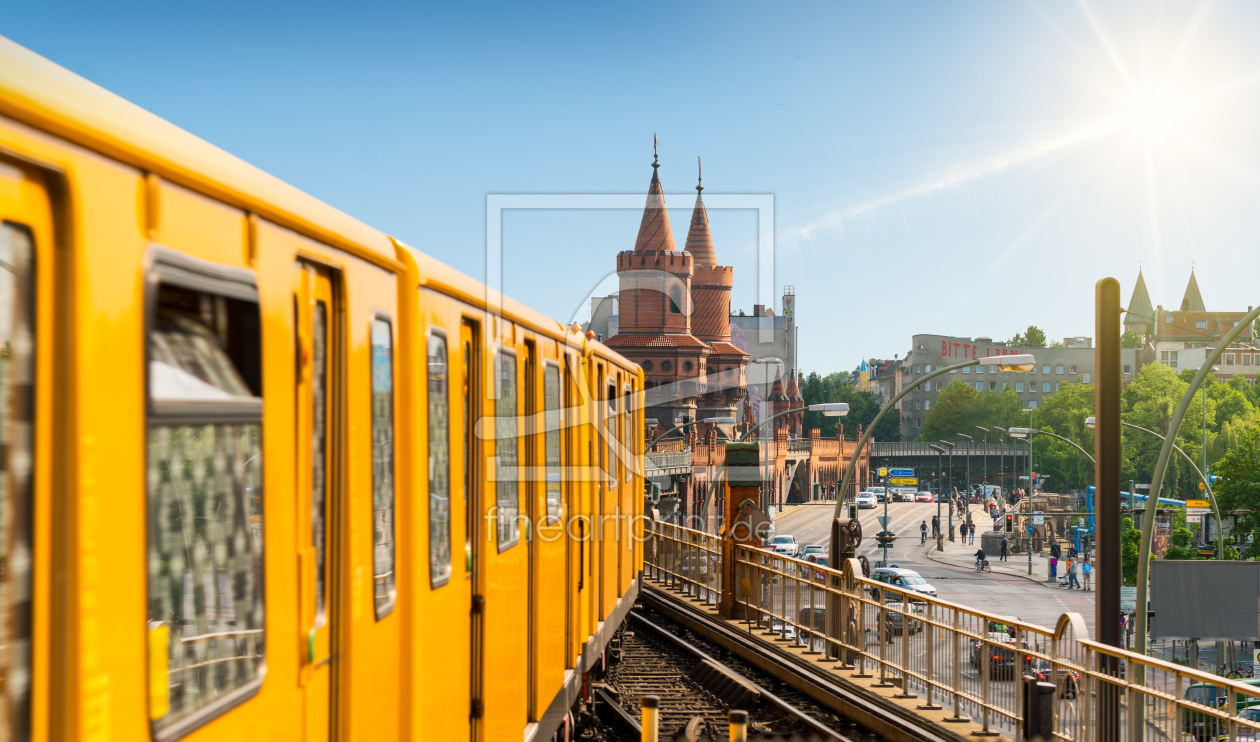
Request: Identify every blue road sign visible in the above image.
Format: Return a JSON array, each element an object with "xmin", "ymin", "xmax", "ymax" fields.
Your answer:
[
  {"xmin": 1027, "ymin": 525, "xmax": 1035, "ymax": 533},
  {"xmin": 889, "ymin": 468, "xmax": 914, "ymax": 477}
]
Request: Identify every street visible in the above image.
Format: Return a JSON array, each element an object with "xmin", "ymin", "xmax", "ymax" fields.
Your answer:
[{"xmin": 773, "ymin": 501, "xmax": 1097, "ymax": 637}]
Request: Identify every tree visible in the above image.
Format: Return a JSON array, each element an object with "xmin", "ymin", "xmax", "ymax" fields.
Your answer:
[
  {"xmin": 1008, "ymin": 325, "xmax": 1048, "ymax": 348},
  {"xmin": 800, "ymin": 371, "xmax": 900, "ymax": 442},
  {"xmin": 1119, "ymin": 330, "xmax": 1145, "ymax": 348},
  {"xmin": 1122, "ymin": 516, "xmax": 1140, "ymax": 585},
  {"xmin": 919, "ymin": 379, "xmax": 978, "ymax": 442},
  {"xmin": 1213, "ymin": 426, "xmax": 1260, "ymax": 559},
  {"xmin": 1030, "ymin": 383, "xmax": 1095, "ymax": 491}
]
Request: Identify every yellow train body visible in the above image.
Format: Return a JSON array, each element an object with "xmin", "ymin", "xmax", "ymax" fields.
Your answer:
[{"xmin": 0, "ymin": 37, "xmax": 643, "ymax": 742}]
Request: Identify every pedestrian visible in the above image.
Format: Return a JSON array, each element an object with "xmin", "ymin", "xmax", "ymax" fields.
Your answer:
[
  {"xmin": 1082, "ymin": 560, "xmax": 1092, "ymax": 590},
  {"xmin": 1066, "ymin": 555, "xmax": 1080, "ymax": 588},
  {"xmin": 920, "ymin": 521, "xmax": 928, "ymax": 544},
  {"xmin": 931, "ymin": 515, "xmax": 940, "ymax": 538},
  {"xmin": 970, "ymin": 522, "xmax": 976, "ymax": 545},
  {"xmin": 999, "ymin": 536, "xmax": 1009, "ymax": 561}
]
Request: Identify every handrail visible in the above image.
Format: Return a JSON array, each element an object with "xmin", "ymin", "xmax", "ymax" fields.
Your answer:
[{"xmin": 641, "ymin": 518, "xmax": 1260, "ymax": 742}]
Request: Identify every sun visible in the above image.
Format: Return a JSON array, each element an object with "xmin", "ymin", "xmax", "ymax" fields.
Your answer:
[{"xmin": 1123, "ymin": 87, "xmax": 1190, "ymax": 137}]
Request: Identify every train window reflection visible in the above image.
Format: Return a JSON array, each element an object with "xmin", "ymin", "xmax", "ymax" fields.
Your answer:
[
  {"xmin": 371, "ymin": 317, "xmax": 396, "ymax": 617},
  {"xmin": 496, "ymin": 350, "xmax": 519, "ymax": 549},
  {"xmin": 543, "ymin": 365, "xmax": 562, "ymax": 525},
  {"xmin": 428, "ymin": 332, "xmax": 451, "ymax": 587}
]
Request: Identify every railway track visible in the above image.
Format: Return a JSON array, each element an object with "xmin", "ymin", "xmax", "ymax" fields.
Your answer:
[{"xmin": 599, "ymin": 610, "xmax": 858, "ymax": 741}]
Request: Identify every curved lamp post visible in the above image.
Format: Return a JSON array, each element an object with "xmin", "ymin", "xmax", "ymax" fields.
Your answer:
[
  {"xmin": 1007, "ymin": 427, "xmax": 1095, "ymax": 465},
  {"xmin": 1084, "ymin": 416, "xmax": 1222, "ymax": 560},
  {"xmin": 1130, "ymin": 304, "xmax": 1260, "ymax": 657},
  {"xmin": 832, "ymin": 354, "xmax": 1036, "ymax": 519},
  {"xmin": 976, "ymin": 426, "xmax": 990, "ymax": 494}
]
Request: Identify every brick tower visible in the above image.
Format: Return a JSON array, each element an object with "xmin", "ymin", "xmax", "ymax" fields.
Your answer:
[{"xmin": 606, "ymin": 148, "xmax": 748, "ymax": 440}]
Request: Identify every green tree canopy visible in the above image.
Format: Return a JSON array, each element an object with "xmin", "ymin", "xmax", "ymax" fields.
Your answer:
[
  {"xmin": 1008, "ymin": 325, "xmax": 1047, "ymax": 348},
  {"xmin": 1119, "ymin": 330, "xmax": 1145, "ymax": 348},
  {"xmin": 1213, "ymin": 426, "xmax": 1260, "ymax": 559},
  {"xmin": 800, "ymin": 371, "xmax": 901, "ymax": 441}
]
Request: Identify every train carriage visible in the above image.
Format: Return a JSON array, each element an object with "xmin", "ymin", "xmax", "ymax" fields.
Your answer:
[{"xmin": 0, "ymin": 36, "xmax": 643, "ymax": 742}]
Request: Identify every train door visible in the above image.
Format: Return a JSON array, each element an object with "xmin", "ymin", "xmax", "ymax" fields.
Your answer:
[
  {"xmin": 0, "ymin": 160, "xmax": 51, "ymax": 742},
  {"xmin": 295, "ymin": 263, "xmax": 340, "ymax": 742},
  {"xmin": 461, "ymin": 319, "xmax": 483, "ymax": 740}
]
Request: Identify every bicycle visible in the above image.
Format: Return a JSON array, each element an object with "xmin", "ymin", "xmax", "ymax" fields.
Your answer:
[{"xmin": 975, "ymin": 559, "xmax": 991, "ymax": 573}]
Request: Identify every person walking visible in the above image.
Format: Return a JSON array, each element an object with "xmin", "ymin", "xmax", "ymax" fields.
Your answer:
[
  {"xmin": 969, "ymin": 522, "xmax": 976, "ymax": 545},
  {"xmin": 1082, "ymin": 560, "xmax": 1092, "ymax": 590},
  {"xmin": 1066, "ymin": 555, "xmax": 1080, "ymax": 589},
  {"xmin": 920, "ymin": 521, "xmax": 928, "ymax": 544},
  {"xmin": 999, "ymin": 536, "xmax": 1009, "ymax": 561}
]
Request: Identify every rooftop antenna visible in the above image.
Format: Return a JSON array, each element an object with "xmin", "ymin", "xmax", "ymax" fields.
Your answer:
[
  {"xmin": 653, "ymin": 133, "xmax": 659, "ymax": 168},
  {"xmin": 697, "ymin": 156, "xmax": 703, "ymax": 191}
]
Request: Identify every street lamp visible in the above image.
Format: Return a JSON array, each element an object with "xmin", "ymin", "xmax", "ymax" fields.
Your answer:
[
  {"xmin": 976, "ymin": 426, "xmax": 991, "ymax": 496},
  {"xmin": 938, "ymin": 440, "xmax": 956, "ymax": 547},
  {"xmin": 649, "ymin": 416, "xmax": 737, "ymax": 450},
  {"xmin": 739, "ymin": 403, "xmax": 848, "ymax": 441},
  {"xmin": 1006, "ymin": 427, "xmax": 1095, "ymax": 465},
  {"xmin": 1020, "ymin": 408, "xmax": 1035, "ymax": 501},
  {"xmin": 928, "ymin": 443, "xmax": 947, "ymax": 551},
  {"xmin": 832, "ymin": 354, "xmax": 1036, "ymax": 518}
]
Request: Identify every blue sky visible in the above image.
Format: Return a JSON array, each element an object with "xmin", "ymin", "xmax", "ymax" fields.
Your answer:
[{"xmin": 9, "ymin": 1, "xmax": 1260, "ymax": 374}]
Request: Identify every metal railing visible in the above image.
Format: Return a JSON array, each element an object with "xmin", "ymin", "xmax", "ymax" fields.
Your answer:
[
  {"xmin": 646, "ymin": 450, "xmax": 693, "ymax": 475},
  {"xmin": 644, "ymin": 519, "xmax": 1260, "ymax": 742}
]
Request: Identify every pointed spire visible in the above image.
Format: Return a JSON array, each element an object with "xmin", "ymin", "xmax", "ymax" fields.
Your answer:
[
  {"xmin": 683, "ymin": 155, "xmax": 718, "ymax": 265},
  {"xmin": 633, "ymin": 135, "xmax": 677, "ymax": 253},
  {"xmin": 1125, "ymin": 267, "xmax": 1154, "ymax": 330},
  {"xmin": 1180, "ymin": 268, "xmax": 1205, "ymax": 312},
  {"xmin": 769, "ymin": 371, "xmax": 788, "ymax": 401},
  {"xmin": 786, "ymin": 371, "xmax": 803, "ymax": 402}
]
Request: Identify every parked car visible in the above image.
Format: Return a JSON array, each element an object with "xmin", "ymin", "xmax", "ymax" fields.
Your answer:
[
  {"xmin": 915, "ymin": 491, "xmax": 933, "ymax": 503},
  {"xmin": 767, "ymin": 534, "xmax": 799, "ymax": 557},
  {"xmin": 869, "ymin": 567, "xmax": 938, "ymax": 598},
  {"xmin": 855, "ymin": 492, "xmax": 876, "ymax": 509},
  {"xmin": 970, "ymin": 632, "xmax": 1019, "ymax": 678}
]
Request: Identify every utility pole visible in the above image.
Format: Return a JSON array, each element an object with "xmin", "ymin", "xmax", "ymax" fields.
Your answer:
[{"xmin": 1095, "ymin": 278, "xmax": 1123, "ymax": 742}]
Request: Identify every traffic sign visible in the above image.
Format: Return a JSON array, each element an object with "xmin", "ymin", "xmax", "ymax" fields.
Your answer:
[
  {"xmin": 1027, "ymin": 525, "xmax": 1035, "ymax": 534},
  {"xmin": 877, "ymin": 516, "xmax": 891, "ymax": 529},
  {"xmin": 879, "ymin": 468, "xmax": 888, "ymax": 477},
  {"xmin": 889, "ymin": 468, "xmax": 914, "ymax": 477},
  {"xmin": 1187, "ymin": 507, "xmax": 1210, "ymax": 517},
  {"xmin": 1121, "ymin": 586, "xmax": 1137, "ymax": 612},
  {"xmin": 1032, "ymin": 515, "xmax": 1044, "ymax": 525},
  {"xmin": 890, "ymin": 477, "xmax": 918, "ymax": 486},
  {"xmin": 1186, "ymin": 499, "xmax": 1210, "ymax": 508}
]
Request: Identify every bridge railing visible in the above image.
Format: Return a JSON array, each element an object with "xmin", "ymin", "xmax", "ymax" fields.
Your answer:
[{"xmin": 643, "ymin": 519, "xmax": 1260, "ymax": 742}]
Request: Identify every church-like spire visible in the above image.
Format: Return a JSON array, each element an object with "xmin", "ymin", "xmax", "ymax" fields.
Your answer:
[
  {"xmin": 1180, "ymin": 268, "xmax": 1205, "ymax": 312},
  {"xmin": 1125, "ymin": 267, "xmax": 1154, "ymax": 330},
  {"xmin": 683, "ymin": 156, "xmax": 717, "ymax": 265},
  {"xmin": 632, "ymin": 134, "xmax": 677, "ymax": 253}
]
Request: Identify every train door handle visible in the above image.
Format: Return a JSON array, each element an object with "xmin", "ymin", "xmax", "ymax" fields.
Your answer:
[{"xmin": 471, "ymin": 595, "xmax": 485, "ymax": 615}]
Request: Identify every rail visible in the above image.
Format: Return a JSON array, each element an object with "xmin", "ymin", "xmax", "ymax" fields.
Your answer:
[
  {"xmin": 644, "ymin": 519, "xmax": 1260, "ymax": 742},
  {"xmin": 646, "ymin": 450, "xmax": 693, "ymax": 474}
]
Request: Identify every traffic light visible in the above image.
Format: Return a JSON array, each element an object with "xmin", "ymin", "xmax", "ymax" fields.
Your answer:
[{"xmin": 1005, "ymin": 514, "xmax": 1013, "ymax": 533}]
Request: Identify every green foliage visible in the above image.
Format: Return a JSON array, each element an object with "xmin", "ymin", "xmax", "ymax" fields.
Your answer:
[
  {"xmin": 1008, "ymin": 325, "xmax": 1047, "ymax": 348},
  {"xmin": 1119, "ymin": 330, "xmax": 1145, "ymax": 348},
  {"xmin": 1122, "ymin": 517, "xmax": 1140, "ymax": 585},
  {"xmin": 1213, "ymin": 426, "xmax": 1260, "ymax": 559},
  {"xmin": 1162, "ymin": 510, "xmax": 1200, "ymax": 560},
  {"xmin": 800, "ymin": 371, "xmax": 901, "ymax": 441}
]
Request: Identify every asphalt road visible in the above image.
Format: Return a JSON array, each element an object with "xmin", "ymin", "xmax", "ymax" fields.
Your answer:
[{"xmin": 774, "ymin": 501, "xmax": 1097, "ymax": 637}]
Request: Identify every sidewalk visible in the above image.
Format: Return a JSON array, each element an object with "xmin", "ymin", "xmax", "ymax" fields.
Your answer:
[{"xmin": 921, "ymin": 530, "xmax": 1094, "ymax": 592}]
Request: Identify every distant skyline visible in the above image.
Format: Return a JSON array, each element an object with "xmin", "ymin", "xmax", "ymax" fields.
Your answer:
[{"xmin": 9, "ymin": 1, "xmax": 1260, "ymax": 374}]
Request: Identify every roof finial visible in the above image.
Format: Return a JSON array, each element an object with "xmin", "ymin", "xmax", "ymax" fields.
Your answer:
[
  {"xmin": 696, "ymin": 156, "xmax": 703, "ymax": 192},
  {"xmin": 653, "ymin": 133, "xmax": 659, "ymax": 169}
]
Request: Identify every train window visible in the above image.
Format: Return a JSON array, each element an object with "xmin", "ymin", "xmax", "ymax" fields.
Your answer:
[
  {"xmin": 311, "ymin": 301, "xmax": 328, "ymax": 624},
  {"xmin": 0, "ymin": 223, "xmax": 34, "ymax": 740},
  {"xmin": 371, "ymin": 317, "xmax": 396, "ymax": 618},
  {"xmin": 544, "ymin": 364, "xmax": 562, "ymax": 525},
  {"xmin": 145, "ymin": 251, "xmax": 264, "ymax": 739},
  {"xmin": 624, "ymin": 385, "xmax": 633, "ymax": 484},
  {"xmin": 606, "ymin": 383, "xmax": 617, "ymax": 489},
  {"xmin": 495, "ymin": 350, "xmax": 519, "ymax": 550},
  {"xmin": 428, "ymin": 332, "xmax": 452, "ymax": 588}
]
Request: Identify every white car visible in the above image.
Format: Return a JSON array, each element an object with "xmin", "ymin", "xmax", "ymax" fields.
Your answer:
[
  {"xmin": 766, "ymin": 535, "xmax": 799, "ymax": 557},
  {"xmin": 855, "ymin": 492, "xmax": 876, "ymax": 509},
  {"xmin": 870, "ymin": 566, "xmax": 938, "ymax": 598}
]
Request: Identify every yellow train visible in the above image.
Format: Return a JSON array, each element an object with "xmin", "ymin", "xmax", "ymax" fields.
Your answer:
[{"xmin": 0, "ymin": 37, "xmax": 644, "ymax": 742}]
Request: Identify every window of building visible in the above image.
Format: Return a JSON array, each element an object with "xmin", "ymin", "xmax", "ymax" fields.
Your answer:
[
  {"xmin": 1196, "ymin": 320, "xmax": 1208, "ymax": 329},
  {"xmin": 1042, "ymin": 381, "xmax": 1051, "ymax": 393},
  {"xmin": 669, "ymin": 285, "xmax": 682, "ymax": 314},
  {"xmin": 146, "ymin": 261, "xmax": 265, "ymax": 733},
  {"xmin": 924, "ymin": 364, "xmax": 932, "ymax": 373},
  {"xmin": 915, "ymin": 364, "xmax": 922, "ymax": 374},
  {"xmin": 1042, "ymin": 365, "xmax": 1051, "ymax": 374},
  {"xmin": 1166, "ymin": 313, "xmax": 1174, "ymax": 323},
  {"xmin": 1122, "ymin": 365, "xmax": 1131, "ymax": 375},
  {"xmin": 950, "ymin": 368, "xmax": 956, "ymax": 374},
  {"xmin": 1225, "ymin": 353, "xmax": 1236, "ymax": 366},
  {"xmin": 1083, "ymin": 372, "xmax": 1091, "ymax": 383},
  {"xmin": 975, "ymin": 381, "xmax": 983, "ymax": 391},
  {"xmin": 916, "ymin": 418, "xmax": 922, "ymax": 428},
  {"xmin": 428, "ymin": 333, "xmax": 451, "ymax": 588},
  {"xmin": 924, "ymin": 400, "xmax": 931, "ymax": 410},
  {"xmin": 1055, "ymin": 365, "xmax": 1064, "ymax": 375},
  {"xmin": 1160, "ymin": 350, "xmax": 1178, "ymax": 369},
  {"xmin": 989, "ymin": 365, "xmax": 997, "ymax": 374},
  {"xmin": 1069, "ymin": 365, "xmax": 1077, "ymax": 374},
  {"xmin": 1016, "ymin": 381, "xmax": 1024, "ymax": 392},
  {"xmin": 1028, "ymin": 400, "xmax": 1039, "ymax": 409},
  {"xmin": 1003, "ymin": 381, "xmax": 1010, "ymax": 391},
  {"xmin": 915, "ymin": 400, "xmax": 921, "ymax": 410},
  {"xmin": 660, "ymin": 360, "xmax": 672, "ymax": 373},
  {"xmin": 990, "ymin": 381, "xmax": 998, "ymax": 391},
  {"xmin": 1244, "ymin": 354, "xmax": 1253, "ymax": 366}
]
